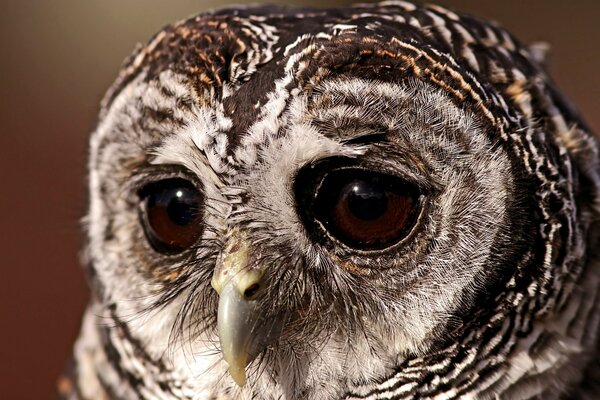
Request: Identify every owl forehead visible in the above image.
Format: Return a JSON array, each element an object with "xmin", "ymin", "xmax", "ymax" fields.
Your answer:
[
  {"xmin": 103, "ymin": 2, "xmax": 530, "ymax": 135},
  {"xmin": 103, "ymin": 3, "xmax": 526, "ymax": 171}
]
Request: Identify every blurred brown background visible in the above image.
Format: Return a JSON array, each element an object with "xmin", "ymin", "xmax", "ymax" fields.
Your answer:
[{"xmin": 0, "ymin": 0, "xmax": 598, "ymax": 398}]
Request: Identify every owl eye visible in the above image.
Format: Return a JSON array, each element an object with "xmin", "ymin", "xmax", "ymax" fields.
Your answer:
[
  {"xmin": 139, "ymin": 178, "xmax": 203, "ymax": 253},
  {"xmin": 296, "ymin": 163, "xmax": 421, "ymax": 250}
]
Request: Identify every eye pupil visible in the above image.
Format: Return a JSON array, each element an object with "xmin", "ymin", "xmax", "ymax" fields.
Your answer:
[
  {"xmin": 345, "ymin": 181, "xmax": 388, "ymax": 221},
  {"xmin": 165, "ymin": 189, "xmax": 199, "ymax": 226},
  {"xmin": 140, "ymin": 178, "xmax": 203, "ymax": 253}
]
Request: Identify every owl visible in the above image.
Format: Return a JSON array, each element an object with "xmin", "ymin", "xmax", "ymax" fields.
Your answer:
[{"xmin": 61, "ymin": 1, "xmax": 600, "ymax": 399}]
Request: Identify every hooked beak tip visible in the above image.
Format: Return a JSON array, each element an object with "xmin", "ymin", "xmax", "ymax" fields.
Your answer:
[
  {"xmin": 228, "ymin": 365, "xmax": 247, "ymax": 387},
  {"xmin": 216, "ymin": 280, "xmax": 285, "ymax": 388}
]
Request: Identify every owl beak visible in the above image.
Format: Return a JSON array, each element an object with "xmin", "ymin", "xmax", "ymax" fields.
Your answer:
[{"xmin": 211, "ymin": 230, "xmax": 283, "ymax": 387}]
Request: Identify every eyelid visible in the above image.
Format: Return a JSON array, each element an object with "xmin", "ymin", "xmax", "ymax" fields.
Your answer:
[
  {"xmin": 310, "ymin": 159, "xmax": 435, "ymax": 197},
  {"xmin": 339, "ymin": 132, "xmax": 387, "ymax": 146},
  {"xmin": 120, "ymin": 165, "xmax": 203, "ymax": 201}
]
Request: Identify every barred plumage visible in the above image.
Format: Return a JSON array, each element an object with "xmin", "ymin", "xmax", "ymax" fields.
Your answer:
[{"xmin": 63, "ymin": 2, "xmax": 599, "ymax": 399}]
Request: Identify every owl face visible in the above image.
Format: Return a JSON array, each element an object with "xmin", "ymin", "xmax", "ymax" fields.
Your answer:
[{"xmin": 79, "ymin": 2, "xmax": 599, "ymax": 399}]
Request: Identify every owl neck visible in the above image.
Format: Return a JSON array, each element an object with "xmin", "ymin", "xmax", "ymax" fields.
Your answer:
[
  {"xmin": 62, "ymin": 303, "xmax": 183, "ymax": 400},
  {"xmin": 342, "ymin": 258, "xmax": 600, "ymax": 399}
]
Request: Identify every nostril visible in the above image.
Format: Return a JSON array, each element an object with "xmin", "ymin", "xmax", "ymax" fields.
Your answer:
[{"xmin": 243, "ymin": 283, "xmax": 260, "ymax": 299}]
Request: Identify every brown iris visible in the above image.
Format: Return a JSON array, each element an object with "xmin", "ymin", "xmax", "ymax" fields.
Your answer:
[
  {"xmin": 295, "ymin": 162, "xmax": 420, "ymax": 250},
  {"xmin": 330, "ymin": 179, "xmax": 415, "ymax": 246},
  {"xmin": 139, "ymin": 178, "xmax": 203, "ymax": 253}
]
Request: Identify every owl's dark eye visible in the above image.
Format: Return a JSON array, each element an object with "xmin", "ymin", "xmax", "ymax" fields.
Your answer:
[
  {"xmin": 139, "ymin": 178, "xmax": 203, "ymax": 253},
  {"xmin": 295, "ymin": 162, "xmax": 421, "ymax": 250}
]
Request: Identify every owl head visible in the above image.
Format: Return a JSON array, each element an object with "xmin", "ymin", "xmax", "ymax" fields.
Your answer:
[{"xmin": 74, "ymin": 2, "xmax": 600, "ymax": 399}]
